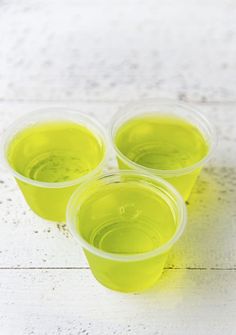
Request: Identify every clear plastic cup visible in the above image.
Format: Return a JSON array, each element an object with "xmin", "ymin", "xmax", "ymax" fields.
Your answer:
[
  {"xmin": 110, "ymin": 99, "xmax": 216, "ymax": 200},
  {"xmin": 1, "ymin": 108, "xmax": 107, "ymax": 222},
  {"xmin": 67, "ymin": 170, "xmax": 187, "ymax": 293}
]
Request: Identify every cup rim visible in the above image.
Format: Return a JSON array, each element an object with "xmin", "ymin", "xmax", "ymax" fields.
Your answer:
[
  {"xmin": 1, "ymin": 107, "xmax": 108, "ymax": 188},
  {"xmin": 110, "ymin": 99, "xmax": 217, "ymax": 177},
  {"xmin": 67, "ymin": 170, "xmax": 187, "ymax": 262}
]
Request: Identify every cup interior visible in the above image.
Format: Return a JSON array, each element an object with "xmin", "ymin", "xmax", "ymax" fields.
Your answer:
[
  {"xmin": 2, "ymin": 108, "xmax": 107, "ymax": 188},
  {"xmin": 110, "ymin": 99, "xmax": 216, "ymax": 177},
  {"xmin": 67, "ymin": 171, "xmax": 187, "ymax": 262}
]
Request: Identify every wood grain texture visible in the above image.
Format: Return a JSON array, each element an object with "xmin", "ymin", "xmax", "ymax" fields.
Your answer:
[
  {"xmin": 0, "ymin": 269, "xmax": 235, "ymax": 335},
  {"xmin": 0, "ymin": 0, "xmax": 235, "ymax": 333},
  {"xmin": 0, "ymin": 0, "xmax": 235, "ymax": 102},
  {"xmin": 0, "ymin": 102, "xmax": 235, "ymax": 334}
]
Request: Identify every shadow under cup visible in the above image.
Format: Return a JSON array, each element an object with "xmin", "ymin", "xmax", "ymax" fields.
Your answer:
[
  {"xmin": 2, "ymin": 109, "xmax": 107, "ymax": 222},
  {"xmin": 67, "ymin": 171, "xmax": 187, "ymax": 293},
  {"xmin": 110, "ymin": 100, "xmax": 216, "ymax": 201}
]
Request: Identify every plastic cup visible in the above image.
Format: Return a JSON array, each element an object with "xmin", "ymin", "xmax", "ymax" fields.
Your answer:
[
  {"xmin": 110, "ymin": 99, "xmax": 216, "ymax": 200},
  {"xmin": 67, "ymin": 170, "xmax": 187, "ymax": 293},
  {"xmin": 1, "ymin": 108, "xmax": 107, "ymax": 222}
]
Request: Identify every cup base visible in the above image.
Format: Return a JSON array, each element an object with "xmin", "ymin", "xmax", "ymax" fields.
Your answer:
[{"xmin": 91, "ymin": 269, "xmax": 164, "ymax": 293}]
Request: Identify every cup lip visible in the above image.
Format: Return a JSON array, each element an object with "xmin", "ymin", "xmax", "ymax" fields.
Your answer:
[
  {"xmin": 110, "ymin": 98, "xmax": 217, "ymax": 177},
  {"xmin": 1, "ymin": 107, "xmax": 108, "ymax": 188},
  {"xmin": 67, "ymin": 170, "xmax": 187, "ymax": 262}
]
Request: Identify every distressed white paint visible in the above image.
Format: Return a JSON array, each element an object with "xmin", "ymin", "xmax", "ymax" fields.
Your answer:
[
  {"xmin": 0, "ymin": 269, "xmax": 235, "ymax": 335},
  {"xmin": 0, "ymin": 0, "xmax": 235, "ymax": 334},
  {"xmin": 0, "ymin": 0, "xmax": 236, "ymax": 102},
  {"xmin": 0, "ymin": 102, "xmax": 235, "ymax": 334}
]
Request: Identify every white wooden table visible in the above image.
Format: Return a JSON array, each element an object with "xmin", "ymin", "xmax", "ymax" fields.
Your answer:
[{"xmin": 0, "ymin": 1, "xmax": 235, "ymax": 334}]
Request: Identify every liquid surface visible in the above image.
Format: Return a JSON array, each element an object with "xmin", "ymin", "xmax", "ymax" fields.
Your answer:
[
  {"xmin": 24, "ymin": 150, "xmax": 90, "ymax": 182},
  {"xmin": 7, "ymin": 121, "xmax": 104, "ymax": 183},
  {"xmin": 78, "ymin": 182, "xmax": 177, "ymax": 254},
  {"xmin": 115, "ymin": 115, "xmax": 209, "ymax": 170}
]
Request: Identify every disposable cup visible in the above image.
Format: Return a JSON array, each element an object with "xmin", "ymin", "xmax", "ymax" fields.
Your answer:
[
  {"xmin": 67, "ymin": 170, "xmax": 187, "ymax": 292},
  {"xmin": 2, "ymin": 108, "xmax": 107, "ymax": 222},
  {"xmin": 110, "ymin": 99, "xmax": 216, "ymax": 200}
]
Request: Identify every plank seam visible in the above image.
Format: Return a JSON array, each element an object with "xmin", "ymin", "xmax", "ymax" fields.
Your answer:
[{"xmin": 0, "ymin": 267, "xmax": 235, "ymax": 270}]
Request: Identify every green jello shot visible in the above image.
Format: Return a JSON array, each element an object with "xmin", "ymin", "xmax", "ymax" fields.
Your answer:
[
  {"xmin": 2, "ymin": 109, "xmax": 107, "ymax": 221},
  {"xmin": 110, "ymin": 100, "xmax": 216, "ymax": 200},
  {"xmin": 67, "ymin": 171, "xmax": 186, "ymax": 292}
]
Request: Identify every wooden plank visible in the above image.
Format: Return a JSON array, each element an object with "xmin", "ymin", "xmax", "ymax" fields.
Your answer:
[
  {"xmin": 0, "ymin": 1, "xmax": 235, "ymax": 102},
  {"xmin": 0, "ymin": 2, "xmax": 235, "ymax": 333},
  {"xmin": 0, "ymin": 268, "xmax": 235, "ymax": 334}
]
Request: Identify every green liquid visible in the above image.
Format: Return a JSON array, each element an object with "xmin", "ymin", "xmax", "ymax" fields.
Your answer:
[
  {"xmin": 79, "ymin": 182, "xmax": 176, "ymax": 254},
  {"xmin": 7, "ymin": 121, "xmax": 105, "ymax": 221},
  {"xmin": 115, "ymin": 115, "xmax": 209, "ymax": 171},
  {"xmin": 114, "ymin": 115, "xmax": 209, "ymax": 200},
  {"xmin": 76, "ymin": 180, "xmax": 177, "ymax": 292},
  {"xmin": 8, "ymin": 121, "xmax": 104, "ymax": 183}
]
